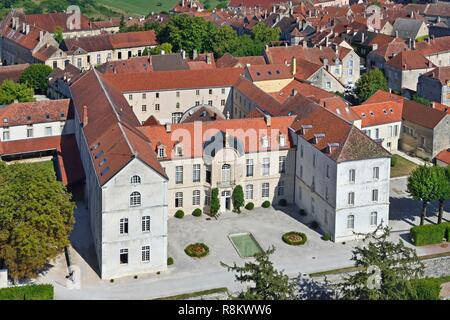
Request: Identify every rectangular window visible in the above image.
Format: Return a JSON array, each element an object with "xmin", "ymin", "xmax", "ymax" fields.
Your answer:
[
  {"xmin": 279, "ymin": 156, "xmax": 286, "ymax": 173},
  {"xmin": 156, "ymin": 92, "xmax": 160, "ymax": 98},
  {"xmin": 119, "ymin": 218, "xmax": 128, "ymax": 235},
  {"xmin": 221, "ymin": 88, "xmax": 225, "ymax": 94},
  {"xmin": 96, "ymin": 53, "xmax": 101, "ymax": 64},
  {"xmin": 209, "ymin": 89, "xmax": 213, "ymax": 95},
  {"xmin": 300, "ymin": 144, "xmax": 304, "ymax": 158},
  {"xmin": 120, "ymin": 248, "xmax": 128, "ymax": 264},
  {"xmin": 370, "ymin": 212, "xmax": 378, "ymax": 226},
  {"xmin": 193, "ymin": 164, "xmax": 201, "ymax": 182},
  {"xmin": 128, "ymin": 94, "xmax": 133, "ymax": 100},
  {"xmin": 172, "ymin": 112, "xmax": 183, "ymax": 123},
  {"xmin": 142, "ymin": 105, "xmax": 147, "ymax": 112},
  {"xmin": 299, "ymin": 165, "xmax": 303, "ymax": 179},
  {"xmin": 205, "ymin": 190, "xmax": 211, "ymax": 206},
  {"xmin": 277, "ymin": 181, "xmax": 285, "ymax": 196},
  {"xmin": 373, "ymin": 167, "xmax": 379, "ymax": 180},
  {"xmin": 394, "ymin": 125, "xmax": 399, "ymax": 136},
  {"xmin": 372, "ymin": 189, "xmax": 379, "ymax": 202},
  {"xmin": 176, "ymin": 91, "xmax": 180, "ymax": 98},
  {"xmin": 27, "ymin": 126, "xmax": 33, "ymax": 138},
  {"xmin": 389, "ymin": 126, "xmax": 393, "ymax": 137},
  {"xmin": 175, "ymin": 166, "xmax": 183, "ymax": 184},
  {"xmin": 348, "ymin": 192, "xmax": 355, "ymax": 205},
  {"xmin": 221, "ymin": 99, "xmax": 225, "ymax": 106},
  {"xmin": 195, "ymin": 101, "xmax": 200, "ymax": 106},
  {"xmin": 155, "ymin": 104, "xmax": 160, "ymax": 111},
  {"xmin": 107, "ymin": 52, "xmax": 112, "ymax": 60},
  {"xmin": 77, "ymin": 58, "xmax": 82, "ymax": 68},
  {"xmin": 262, "ymin": 157, "xmax": 270, "ymax": 176},
  {"xmin": 45, "ymin": 127, "xmax": 52, "ymax": 136},
  {"xmin": 142, "ymin": 216, "xmax": 150, "ymax": 232},
  {"xmin": 196, "ymin": 89, "xmax": 200, "ymax": 96},
  {"xmin": 2, "ymin": 130, "xmax": 10, "ymax": 141},
  {"xmin": 375, "ymin": 128, "xmax": 379, "ymax": 139},
  {"xmin": 141, "ymin": 246, "xmax": 150, "ymax": 263},
  {"xmin": 313, "ymin": 154, "xmax": 316, "ymax": 168},
  {"xmin": 192, "ymin": 190, "xmax": 200, "ymax": 205},
  {"xmin": 262, "ymin": 183, "xmax": 269, "ymax": 198},
  {"xmin": 347, "ymin": 215, "xmax": 354, "ymax": 229},
  {"xmin": 208, "ymin": 100, "xmax": 213, "ymax": 106},
  {"xmin": 245, "ymin": 184, "xmax": 253, "ymax": 199},
  {"xmin": 175, "ymin": 192, "xmax": 183, "ymax": 208},
  {"xmin": 142, "ymin": 93, "xmax": 146, "ymax": 99},
  {"xmin": 349, "ymin": 169, "xmax": 355, "ymax": 183},
  {"xmin": 246, "ymin": 159, "xmax": 253, "ymax": 177}
]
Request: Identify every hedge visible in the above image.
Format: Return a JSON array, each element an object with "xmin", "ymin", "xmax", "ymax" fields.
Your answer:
[
  {"xmin": 167, "ymin": 257, "xmax": 174, "ymax": 265},
  {"xmin": 0, "ymin": 284, "xmax": 54, "ymax": 300},
  {"xmin": 245, "ymin": 202, "xmax": 254, "ymax": 210},
  {"xmin": 185, "ymin": 243, "xmax": 209, "ymax": 258},
  {"xmin": 410, "ymin": 223, "xmax": 450, "ymax": 246},
  {"xmin": 192, "ymin": 208, "xmax": 202, "ymax": 217},
  {"xmin": 410, "ymin": 278, "xmax": 442, "ymax": 300},
  {"xmin": 174, "ymin": 210, "xmax": 185, "ymax": 219},
  {"xmin": 262, "ymin": 200, "xmax": 271, "ymax": 208},
  {"xmin": 282, "ymin": 232, "xmax": 307, "ymax": 246}
]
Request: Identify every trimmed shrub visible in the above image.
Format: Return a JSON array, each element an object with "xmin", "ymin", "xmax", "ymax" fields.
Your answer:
[
  {"xmin": 262, "ymin": 200, "xmax": 271, "ymax": 208},
  {"xmin": 185, "ymin": 243, "xmax": 209, "ymax": 258},
  {"xmin": 167, "ymin": 257, "xmax": 174, "ymax": 265},
  {"xmin": 299, "ymin": 209, "xmax": 307, "ymax": 216},
  {"xmin": 410, "ymin": 278, "xmax": 441, "ymax": 300},
  {"xmin": 0, "ymin": 284, "xmax": 53, "ymax": 300},
  {"xmin": 410, "ymin": 223, "xmax": 446, "ymax": 246},
  {"xmin": 391, "ymin": 156, "xmax": 398, "ymax": 167},
  {"xmin": 245, "ymin": 202, "xmax": 254, "ymax": 210},
  {"xmin": 282, "ymin": 232, "xmax": 307, "ymax": 246},
  {"xmin": 445, "ymin": 222, "xmax": 450, "ymax": 241},
  {"xmin": 321, "ymin": 233, "xmax": 331, "ymax": 241},
  {"xmin": 311, "ymin": 221, "xmax": 319, "ymax": 229},
  {"xmin": 192, "ymin": 208, "xmax": 202, "ymax": 217},
  {"xmin": 278, "ymin": 199, "xmax": 287, "ymax": 207},
  {"xmin": 174, "ymin": 210, "xmax": 185, "ymax": 219}
]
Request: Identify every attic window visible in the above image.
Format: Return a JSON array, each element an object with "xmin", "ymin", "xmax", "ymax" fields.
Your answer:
[
  {"xmin": 95, "ymin": 150, "xmax": 104, "ymax": 159},
  {"xmin": 100, "ymin": 166, "xmax": 110, "ymax": 176},
  {"xmin": 91, "ymin": 143, "xmax": 100, "ymax": 150},
  {"xmin": 256, "ymin": 72, "xmax": 261, "ymax": 76},
  {"xmin": 276, "ymin": 70, "xmax": 280, "ymax": 74},
  {"xmin": 175, "ymin": 144, "xmax": 183, "ymax": 156},
  {"xmin": 383, "ymin": 109, "xmax": 387, "ymax": 114},
  {"xmin": 45, "ymin": 114, "xmax": 50, "ymax": 119},
  {"xmin": 268, "ymin": 71, "xmax": 272, "ymax": 75},
  {"xmin": 370, "ymin": 111, "xmax": 374, "ymax": 116},
  {"xmin": 261, "ymin": 135, "xmax": 269, "ymax": 148},
  {"xmin": 157, "ymin": 145, "xmax": 166, "ymax": 158},
  {"xmin": 361, "ymin": 113, "xmax": 366, "ymax": 118},
  {"xmin": 390, "ymin": 108, "xmax": 394, "ymax": 113},
  {"xmin": 27, "ymin": 116, "xmax": 32, "ymax": 121},
  {"xmin": 99, "ymin": 159, "xmax": 107, "ymax": 167},
  {"xmin": 60, "ymin": 112, "xmax": 65, "ymax": 118},
  {"xmin": 3, "ymin": 118, "xmax": 8, "ymax": 123}
]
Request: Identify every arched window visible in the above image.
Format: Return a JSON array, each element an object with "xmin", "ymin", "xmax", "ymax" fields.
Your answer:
[
  {"xmin": 221, "ymin": 164, "xmax": 231, "ymax": 182},
  {"xmin": 130, "ymin": 191, "xmax": 141, "ymax": 207},
  {"xmin": 131, "ymin": 175, "xmax": 141, "ymax": 184}
]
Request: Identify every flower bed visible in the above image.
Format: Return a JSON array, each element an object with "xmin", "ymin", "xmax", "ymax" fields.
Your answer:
[
  {"xmin": 282, "ymin": 232, "xmax": 307, "ymax": 246},
  {"xmin": 184, "ymin": 243, "xmax": 209, "ymax": 258}
]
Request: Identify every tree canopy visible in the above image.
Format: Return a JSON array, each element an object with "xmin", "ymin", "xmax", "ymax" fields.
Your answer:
[
  {"xmin": 431, "ymin": 166, "xmax": 450, "ymax": 224},
  {"xmin": 0, "ymin": 161, "xmax": 75, "ymax": 281},
  {"xmin": 232, "ymin": 185, "xmax": 244, "ymax": 213},
  {"xmin": 338, "ymin": 227, "xmax": 424, "ymax": 300},
  {"xmin": 19, "ymin": 64, "xmax": 53, "ymax": 95},
  {"xmin": 0, "ymin": 80, "xmax": 34, "ymax": 105},
  {"xmin": 222, "ymin": 246, "xmax": 298, "ymax": 300},
  {"xmin": 355, "ymin": 68, "xmax": 388, "ymax": 101}
]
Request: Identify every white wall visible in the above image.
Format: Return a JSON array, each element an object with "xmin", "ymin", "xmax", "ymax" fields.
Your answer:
[{"xmin": 0, "ymin": 119, "xmax": 74, "ymax": 142}]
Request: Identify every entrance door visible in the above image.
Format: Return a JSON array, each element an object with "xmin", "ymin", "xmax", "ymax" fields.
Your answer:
[{"xmin": 221, "ymin": 191, "xmax": 231, "ymax": 212}]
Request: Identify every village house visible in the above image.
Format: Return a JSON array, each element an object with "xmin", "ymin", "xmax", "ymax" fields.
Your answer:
[{"xmin": 417, "ymin": 66, "xmax": 450, "ymax": 106}]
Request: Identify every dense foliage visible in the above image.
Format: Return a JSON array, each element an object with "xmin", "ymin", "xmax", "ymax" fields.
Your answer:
[
  {"xmin": 232, "ymin": 185, "xmax": 244, "ymax": 213},
  {"xmin": 0, "ymin": 162, "xmax": 75, "ymax": 281},
  {"xmin": 411, "ymin": 222, "xmax": 450, "ymax": 246},
  {"xmin": 282, "ymin": 232, "xmax": 307, "ymax": 246},
  {"xmin": 337, "ymin": 227, "xmax": 424, "ymax": 300},
  {"xmin": 210, "ymin": 188, "xmax": 220, "ymax": 216},
  {"xmin": 174, "ymin": 210, "xmax": 184, "ymax": 219},
  {"xmin": 0, "ymin": 80, "xmax": 34, "ymax": 105},
  {"xmin": 355, "ymin": 68, "xmax": 388, "ymax": 102},
  {"xmin": 19, "ymin": 64, "xmax": 53, "ymax": 94},
  {"xmin": 192, "ymin": 208, "xmax": 202, "ymax": 217},
  {"xmin": 185, "ymin": 243, "xmax": 209, "ymax": 258},
  {"xmin": 222, "ymin": 246, "xmax": 298, "ymax": 300},
  {"xmin": 245, "ymin": 202, "xmax": 254, "ymax": 210},
  {"xmin": 262, "ymin": 200, "xmax": 271, "ymax": 208},
  {"xmin": 0, "ymin": 284, "xmax": 54, "ymax": 300}
]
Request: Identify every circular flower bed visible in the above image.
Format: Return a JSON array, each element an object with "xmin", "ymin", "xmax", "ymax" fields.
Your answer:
[
  {"xmin": 184, "ymin": 243, "xmax": 209, "ymax": 258},
  {"xmin": 282, "ymin": 232, "xmax": 307, "ymax": 246}
]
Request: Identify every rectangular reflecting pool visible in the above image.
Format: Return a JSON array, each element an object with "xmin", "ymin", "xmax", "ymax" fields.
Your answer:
[{"xmin": 229, "ymin": 233, "xmax": 263, "ymax": 258}]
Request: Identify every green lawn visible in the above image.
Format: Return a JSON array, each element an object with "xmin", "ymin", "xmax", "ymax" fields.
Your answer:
[{"xmin": 390, "ymin": 154, "xmax": 419, "ymax": 178}]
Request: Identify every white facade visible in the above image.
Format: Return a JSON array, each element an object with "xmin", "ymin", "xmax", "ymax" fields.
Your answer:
[
  {"xmin": 0, "ymin": 119, "xmax": 74, "ymax": 142},
  {"xmin": 362, "ymin": 121, "xmax": 402, "ymax": 152}
]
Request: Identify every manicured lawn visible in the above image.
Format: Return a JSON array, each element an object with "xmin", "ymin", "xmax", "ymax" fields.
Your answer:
[
  {"xmin": 390, "ymin": 154, "xmax": 419, "ymax": 178},
  {"xmin": 0, "ymin": 284, "xmax": 54, "ymax": 300}
]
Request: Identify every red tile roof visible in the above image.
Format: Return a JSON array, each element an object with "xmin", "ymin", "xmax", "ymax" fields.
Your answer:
[
  {"xmin": 421, "ymin": 67, "xmax": 450, "ymax": 86},
  {"xmin": 23, "ymin": 12, "xmax": 98, "ymax": 33},
  {"xmin": 70, "ymin": 69, "xmax": 167, "ymax": 186},
  {"xmin": 352, "ymin": 101, "xmax": 404, "ymax": 127},
  {"xmin": 386, "ymin": 50, "xmax": 434, "ymax": 70},
  {"xmin": 0, "ymin": 99, "xmax": 71, "ymax": 127},
  {"xmin": 246, "ymin": 64, "xmax": 293, "ymax": 81},
  {"xmin": 416, "ymin": 36, "xmax": 450, "ymax": 57},
  {"xmin": 103, "ymin": 68, "xmax": 244, "ymax": 92},
  {"xmin": 436, "ymin": 149, "xmax": 450, "ymax": 165},
  {"xmin": 216, "ymin": 53, "xmax": 266, "ymax": 68},
  {"xmin": 0, "ymin": 63, "xmax": 29, "ymax": 83},
  {"xmin": 0, "ymin": 134, "xmax": 84, "ymax": 186},
  {"xmin": 363, "ymin": 90, "xmax": 404, "ymax": 104},
  {"xmin": 64, "ymin": 30, "xmax": 157, "ymax": 52},
  {"xmin": 139, "ymin": 116, "xmax": 296, "ymax": 160},
  {"xmin": 402, "ymin": 100, "xmax": 448, "ymax": 129}
]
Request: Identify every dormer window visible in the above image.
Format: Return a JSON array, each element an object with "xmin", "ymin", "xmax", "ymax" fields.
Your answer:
[
  {"xmin": 175, "ymin": 144, "xmax": 183, "ymax": 156},
  {"xmin": 383, "ymin": 109, "xmax": 387, "ymax": 114},
  {"xmin": 370, "ymin": 111, "xmax": 374, "ymax": 117},
  {"xmin": 46, "ymin": 114, "xmax": 50, "ymax": 119},
  {"xmin": 3, "ymin": 118, "xmax": 8, "ymax": 123},
  {"xmin": 157, "ymin": 145, "xmax": 166, "ymax": 158},
  {"xmin": 390, "ymin": 108, "xmax": 394, "ymax": 113},
  {"xmin": 361, "ymin": 113, "xmax": 366, "ymax": 118}
]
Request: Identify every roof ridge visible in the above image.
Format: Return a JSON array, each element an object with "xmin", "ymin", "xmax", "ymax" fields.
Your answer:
[{"xmin": 117, "ymin": 121, "xmax": 135, "ymax": 159}]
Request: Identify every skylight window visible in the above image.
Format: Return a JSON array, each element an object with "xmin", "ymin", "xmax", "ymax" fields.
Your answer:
[
  {"xmin": 361, "ymin": 113, "xmax": 366, "ymax": 118},
  {"xmin": 99, "ymin": 159, "xmax": 107, "ymax": 167},
  {"xmin": 100, "ymin": 167, "xmax": 110, "ymax": 176},
  {"xmin": 370, "ymin": 112, "xmax": 374, "ymax": 116},
  {"xmin": 95, "ymin": 150, "xmax": 104, "ymax": 159}
]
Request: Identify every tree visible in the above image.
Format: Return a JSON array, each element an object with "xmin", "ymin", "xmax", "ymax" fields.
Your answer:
[
  {"xmin": 432, "ymin": 166, "xmax": 450, "ymax": 224},
  {"xmin": 232, "ymin": 185, "xmax": 244, "ymax": 213},
  {"xmin": 0, "ymin": 80, "xmax": 34, "ymax": 105},
  {"xmin": 19, "ymin": 64, "xmax": 53, "ymax": 94},
  {"xmin": 222, "ymin": 246, "xmax": 298, "ymax": 300},
  {"xmin": 407, "ymin": 165, "xmax": 439, "ymax": 225},
  {"xmin": 149, "ymin": 43, "xmax": 173, "ymax": 55},
  {"xmin": 210, "ymin": 187, "xmax": 220, "ymax": 217},
  {"xmin": 355, "ymin": 68, "xmax": 388, "ymax": 102},
  {"xmin": 53, "ymin": 26, "xmax": 64, "ymax": 43},
  {"xmin": 337, "ymin": 227, "xmax": 424, "ymax": 300},
  {"xmin": 209, "ymin": 25, "xmax": 239, "ymax": 58},
  {"xmin": 0, "ymin": 162, "xmax": 75, "ymax": 281},
  {"xmin": 251, "ymin": 22, "xmax": 280, "ymax": 44}
]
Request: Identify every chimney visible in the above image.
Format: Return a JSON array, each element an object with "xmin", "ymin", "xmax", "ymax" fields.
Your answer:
[
  {"xmin": 431, "ymin": 102, "xmax": 435, "ymax": 109},
  {"xmin": 83, "ymin": 105, "xmax": 88, "ymax": 127},
  {"xmin": 372, "ymin": 43, "xmax": 378, "ymax": 51},
  {"xmin": 193, "ymin": 49, "xmax": 198, "ymax": 60},
  {"xmin": 181, "ymin": 49, "xmax": 186, "ymax": 60},
  {"xmin": 25, "ymin": 24, "xmax": 30, "ymax": 34},
  {"xmin": 264, "ymin": 114, "xmax": 271, "ymax": 127},
  {"xmin": 22, "ymin": 22, "xmax": 26, "ymax": 33},
  {"xmin": 165, "ymin": 122, "xmax": 171, "ymax": 132},
  {"xmin": 361, "ymin": 33, "xmax": 365, "ymax": 43},
  {"xmin": 206, "ymin": 54, "xmax": 211, "ymax": 65},
  {"xmin": 39, "ymin": 31, "xmax": 44, "ymax": 42},
  {"xmin": 323, "ymin": 58, "xmax": 328, "ymax": 66},
  {"xmin": 291, "ymin": 88, "xmax": 298, "ymax": 96},
  {"xmin": 395, "ymin": 30, "xmax": 399, "ymax": 38},
  {"xmin": 327, "ymin": 143, "xmax": 339, "ymax": 154},
  {"xmin": 291, "ymin": 57, "xmax": 296, "ymax": 75}
]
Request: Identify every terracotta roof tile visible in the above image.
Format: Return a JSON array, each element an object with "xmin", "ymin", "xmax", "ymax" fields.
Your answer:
[
  {"xmin": 436, "ymin": 149, "xmax": 450, "ymax": 165},
  {"xmin": 402, "ymin": 99, "xmax": 448, "ymax": 129},
  {"xmin": 352, "ymin": 101, "xmax": 404, "ymax": 127}
]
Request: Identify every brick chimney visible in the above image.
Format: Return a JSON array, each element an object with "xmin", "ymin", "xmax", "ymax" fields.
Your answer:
[
  {"xmin": 264, "ymin": 114, "xmax": 271, "ymax": 127},
  {"xmin": 83, "ymin": 105, "xmax": 88, "ymax": 127},
  {"xmin": 291, "ymin": 57, "xmax": 296, "ymax": 75}
]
